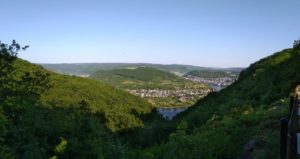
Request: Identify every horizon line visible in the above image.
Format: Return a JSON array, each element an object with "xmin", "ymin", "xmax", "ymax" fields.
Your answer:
[{"xmin": 37, "ymin": 61, "xmax": 246, "ymax": 69}]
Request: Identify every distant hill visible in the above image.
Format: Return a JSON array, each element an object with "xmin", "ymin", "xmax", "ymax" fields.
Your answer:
[
  {"xmin": 90, "ymin": 67, "xmax": 199, "ymax": 89},
  {"xmin": 42, "ymin": 63, "xmax": 244, "ymax": 76},
  {"xmin": 90, "ymin": 67, "xmax": 209, "ymax": 107}
]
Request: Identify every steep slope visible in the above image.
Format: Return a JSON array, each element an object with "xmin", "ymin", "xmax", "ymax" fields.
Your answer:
[
  {"xmin": 90, "ymin": 67, "xmax": 209, "ymax": 107},
  {"xmin": 0, "ymin": 56, "xmax": 156, "ymax": 158},
  {"xmin": 141, "ymin": 46, "xmax": 300, "ymax": 158},
  {"xmin": 13, "ymin": 60, "xmax": 154, "ymax": 132},
  {"xmin": 0, "ymin": 40, "xmax": 159, "ymax": 158}
]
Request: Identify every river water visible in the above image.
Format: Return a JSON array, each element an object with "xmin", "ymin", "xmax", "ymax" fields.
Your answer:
[
  {"xmin": 210, "ymin": 84, "xmax": 223, "ymax": 92},
  {"xmin": 156, "ymin": 107, "xmax": 187, "ymax": 120}
]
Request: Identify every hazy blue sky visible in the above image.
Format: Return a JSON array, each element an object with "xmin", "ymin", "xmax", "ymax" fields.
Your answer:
[{"xmin": 1, "ymin": 0, "xmax": 300, "ymax": 67}]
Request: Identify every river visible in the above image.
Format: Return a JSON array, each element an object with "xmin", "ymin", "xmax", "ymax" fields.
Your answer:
[
  {"xmin": 210, "ymin": 84, "xmax": 223, "ymax": 92},
  {"xmin": 156, "ymin": 107, "xmax": 187, "ymax": 120}
]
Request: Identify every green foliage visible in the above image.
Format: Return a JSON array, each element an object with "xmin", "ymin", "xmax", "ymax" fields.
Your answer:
[
  {"xmin": 3, "ymin": 106, "xmax": 129, "ymax": 159},
  {"xmin": 90, "ymin": 67, "xmax": 203, "ymax": 89},
  {"xmin": 0, "ymin": 41, "xmax": 153, "ymax": 158},
  {"xmin": 293, "ymin": 38, "xmax": 300, "ymax": 50},
  {"xmin": 55, "ymin": 137, "xmax": 67, "ymax": 154},
  {"xmin": 0, "ymin": 42, "xmax": 50, "ymax": 123},
  {"xmin": 0, "ymin": 41, "xmax": 51, "ymax": 158},
  {"xmin": 3, "ymin": 58, "xmax": 154, "ymax": 132},
  {"xmin": 39, "ymin": 71, "xmax": 153, "ymax": 132}
]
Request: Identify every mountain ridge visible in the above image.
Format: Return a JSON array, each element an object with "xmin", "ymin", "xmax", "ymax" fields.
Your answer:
[{"xmin": 41, "ymin": 62, "xmax": 244, "ymax": 76}]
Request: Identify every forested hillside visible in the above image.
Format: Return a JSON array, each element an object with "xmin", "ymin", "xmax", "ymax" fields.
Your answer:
[
  {"xmin": 140, "ymin": 41, "xmax": 300, "ymax": 158},
  {"xmin": 0, "ymin": 41, "xmax": 154, "ymax": 158},
  {"xmin": 90, "ymin": 67, "xmax": 203, "ymax": 89},
  {"xmin": 15, "ymin": 60, "xmax": 153, "ymax": 132}
]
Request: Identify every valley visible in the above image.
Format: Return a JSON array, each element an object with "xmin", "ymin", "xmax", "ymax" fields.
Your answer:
[
  {"xmin": 43, "ymin": 64, "xmax": 239, "ymax": 108},
  {"xmin": 1, "ymin": 39, "xmax": 300, "ymax": 159},
  {"xmin": 2, "ymin": 0, "xmax": 300, "ymax": 158}
]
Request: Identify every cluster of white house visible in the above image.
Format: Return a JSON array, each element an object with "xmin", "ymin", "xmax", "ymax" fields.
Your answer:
[
  {"xmin": 127, "ymin": 88, "xmax": 211, "ymax": 102},
  {"xmin": 185, "ymin": 75, "xmax": 237, "ymax": 87}
]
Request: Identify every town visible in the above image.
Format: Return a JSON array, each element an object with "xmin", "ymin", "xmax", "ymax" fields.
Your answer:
[{"xmin": 127, "ymin": 88, "xmax": 211, "ymax": 102}]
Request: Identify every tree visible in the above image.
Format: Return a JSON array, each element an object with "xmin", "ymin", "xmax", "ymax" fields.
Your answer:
[
  {"xmin": 0, "ymin": 40, "xmax": 28, "ymax": 100},
  {"xmin": 0, "ymin": 40, "xmax": 28, "ymax": 73},
  {"xmin": 0, "ymin": 40, "xmax": 29, "ymax": 158},
  {"xmin": 0, "ymin": 40, "xmax": 27, "ymax": 120},
  {"xmin": 0, "ymin": 40, "xmax": 51, "ymax": 157},
  {"xmin": 0, "ymin": 40, "xmax": 50, "ymax": 117},
  {"xmin": 0, "ymin": 40, "xmax": 50, "ymax": 118},
  {"xmin": 293, "ymin": 38, "xmax": 300, "ymax": 50}
]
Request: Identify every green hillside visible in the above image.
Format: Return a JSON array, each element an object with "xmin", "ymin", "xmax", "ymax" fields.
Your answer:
[
  {"xmin": 90, "ymin": 67, "xmax": 204, "ymax": 89},
  {"xmin": 16, "ymin": 60, "xmax": 153, "ymax": 132},
  {"xmin": 90, "ymin": 67, "xmax": 209, "ymax": 107},
  {"xmin": 141, "ymin": 44, "xmax": 300, "ymax": 158},
  {"xmin": 0, "ymin": 41, "xmax": 155, "ymax": 158}
]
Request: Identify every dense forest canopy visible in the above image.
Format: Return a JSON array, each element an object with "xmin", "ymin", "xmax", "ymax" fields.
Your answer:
[{"xmin": 0, "ymin": 41, "xmax": 155, "ymax": 158}]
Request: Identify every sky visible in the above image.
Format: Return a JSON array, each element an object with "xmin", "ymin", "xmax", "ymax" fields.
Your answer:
[{"xmin": 1, "ymin": 0, "xmax": 300, "ymax": 67}]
